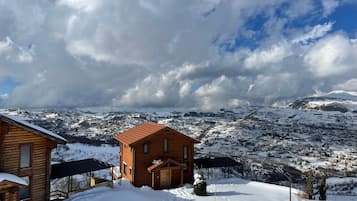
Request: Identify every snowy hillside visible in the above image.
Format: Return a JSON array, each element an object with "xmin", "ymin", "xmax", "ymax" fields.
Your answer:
[
  {"xmin": 290, "ymin": 90, "xmax": 357, "ymax": 112},
  {"xmin": 1, "ymin": 106, "xmax": 356, "ymax": 185},
  {"xmin": 65, "ymin": 178, "xmax": 355, "ymax": 201}
]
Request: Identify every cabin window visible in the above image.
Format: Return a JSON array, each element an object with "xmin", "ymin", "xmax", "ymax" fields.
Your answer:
[
  {"xmin": 183, "ymin": 145, "xmax": 188, "ymax": 160},
  {"xmin": 123, "ymin": 162, "xmax": 127, "ymax": 175},
  {"xmin": 19, "ymin": 176, "xmax": 30, "ymax": 200},
  {"xmin": 183, "ymin": 162, "xmax": 189, "ymax": 171},
  {"xmin": 20, "ymin": 144, "xmax": 31, "ymax": 168},
  {"xmin": 143, "ymin": 143, "xmax": 149, "ymax": 153},
  {"xmin": 163, "ymin": 138, "xmax": 168, "ymax": 153}
]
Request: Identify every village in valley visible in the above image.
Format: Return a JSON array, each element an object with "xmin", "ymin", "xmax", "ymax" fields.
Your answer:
[{"xmin": 0, "ymin": 102, "xmax": 356, "ymax": 201}]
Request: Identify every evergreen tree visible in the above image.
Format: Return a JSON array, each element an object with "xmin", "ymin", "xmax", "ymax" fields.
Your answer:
[
  {"xmin": 305, "ymin": 171, "xmax": 314, "ymax": 199},
  {"xmin": 319, "ymin": 175, "xmax": 327, "ymax": 200}
]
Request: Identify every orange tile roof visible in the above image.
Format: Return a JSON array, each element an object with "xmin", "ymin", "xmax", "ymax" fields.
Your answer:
[
  {"xmin": 113, "ymin": 122, "xmax": 166, "ymax": 145},
  {"xmin": 113, "ymin": 122, "xmax": 199, "ymax": 145}
]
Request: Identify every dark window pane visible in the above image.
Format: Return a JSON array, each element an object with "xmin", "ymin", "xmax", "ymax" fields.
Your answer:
[
  {"xmin": 183, "ymin": 145, "xmax": 188, "ymax": 160},
  {"xmin": 20, "ymin": 145, "xmax": 31, "ymax": 168},
  {"xmin": 19, "ymin": 176, "xmax": 30, "ymax": 199},
  {"xmin": 123, "ymin": 163, "xmax": 127, "ymax": 175},
  {"xmin": 144, "ymin": 143, "xmax": 148, "ymax": 153},
  {"xmin": 163, "ymin": 138, "xmax": 168, "ymax": 152}
]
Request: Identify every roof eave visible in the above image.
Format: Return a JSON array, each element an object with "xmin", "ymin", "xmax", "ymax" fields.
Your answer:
[{"xmin": 0, "ymin": 116, "xmax": 67, "ymax": 144}]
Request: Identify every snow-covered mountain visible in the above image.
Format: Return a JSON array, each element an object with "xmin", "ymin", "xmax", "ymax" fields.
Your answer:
[{"xmin": 290, "ymin": 90, "xmax": 357, "ymax": 112}]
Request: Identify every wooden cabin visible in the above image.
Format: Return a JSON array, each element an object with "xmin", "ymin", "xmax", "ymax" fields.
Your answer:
[
  {"xmin": 113, "ymin": 122, "xmax": 199, "ymax": 189},
  {"xmin": 0, "ymin": 114, "xmax": 67, "ymax": 201}
]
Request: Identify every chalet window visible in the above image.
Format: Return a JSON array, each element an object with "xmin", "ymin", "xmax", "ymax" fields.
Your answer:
[
  {"xmin": 143, "ymin": 143, "xmax": 148, "ymax": 153},
  {"xmin": 183, "ymin": 162, "xmax": 188, "ymax": 171},
  {"xmin": 19, "ymin": 176, "xmax": 30, "ymax": 200},
  {"xmin": 123, "ymin": 162, "xmax": 127, "ymax": 175},
  {"xmin": 163, "ymin": 138, "xmax": 168, "ymax": 153},
  {"xmin": 183, "ymin": 145, "xmax": 188, "ymax": 160},
  {"xmin": 20, "ymin": 144, "xmax": 31, "ymax": 168}
]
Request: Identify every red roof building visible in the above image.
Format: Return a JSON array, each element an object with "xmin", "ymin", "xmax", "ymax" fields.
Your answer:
[{"xmin": 113, "ymin": 122, "xmax": 199, "ymax": 189}]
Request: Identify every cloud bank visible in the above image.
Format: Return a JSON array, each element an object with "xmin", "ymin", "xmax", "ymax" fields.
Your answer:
[{"xmin": 0, "ymin": 0, "xmax": 356, "ymax": 110}]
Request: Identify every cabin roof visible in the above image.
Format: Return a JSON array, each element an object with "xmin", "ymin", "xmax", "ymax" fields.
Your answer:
[
  {"xmin": 0, "ymin": 113, "xmax": 67, "ymax": 144},
  {"xmin": 194, "ymin": 157, "xmax": 242, "ymax": 169},
  {"xmin": 113, "ymin": 122, "xmax": 199, "ymax": 145},
  {"xmin": 0, "ymin": 172, "xmax": 28, "ymax": 186},
  {"xmin": 147, "ymin": 158, "xmax": 184, "ymax": 173},
  {"xmin": 51, "ymin": 158, "xmax": 114, "ymax": 179}
]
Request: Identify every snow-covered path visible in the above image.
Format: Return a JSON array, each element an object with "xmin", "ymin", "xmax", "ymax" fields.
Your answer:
[{"xmin": 66, "ymin": 178, "xmax": 304, "ymax": 201}]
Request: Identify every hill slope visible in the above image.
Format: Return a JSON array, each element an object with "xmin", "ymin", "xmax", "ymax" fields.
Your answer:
[{"xmin": 65, "ymin": 178, "xmax": 355, "ymax": 201}]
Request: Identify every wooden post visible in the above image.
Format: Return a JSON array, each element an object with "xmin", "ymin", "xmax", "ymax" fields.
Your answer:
[
  {"xmin": 180, "ymin": 168, "xmax": 184, "ymax": 186},
  {"xmin": 67, "ymin": 176, "xmax": 71, "ymax": 195},
  {"xmin": 151, "ymin": 172, "xmax": 155, "ymax": 189},
  {"xmin": 111, "ymin": 167, "xmax": 114, "ymax": 188},
  {"xmin": 169, "ymin": 168, "xmax": 172, "ymax": 188}
]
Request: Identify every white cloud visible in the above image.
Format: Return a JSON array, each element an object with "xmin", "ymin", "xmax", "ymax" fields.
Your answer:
[
  {"xmin": 57, "ymin": 0, "xmax": 101, "ymax": 12},
  {"xmin": 0, "ymin": 0, "xmax": 356, "ymax": 110},
  {"xmin": 322, "ymin": 0, "xmax": 340, "ymax": 17},
  {"xmin": 194, "ymin": 75, "xmax": 248, "ymax": 111},
  {"xmin": 292, "ymin": 22, "xmax": 334, "ymax": 44},
  {"xmin": 244, "ymin": 42, "xmax": 292, "ymax": 69},
  {"xmin": 0, "ymin": 37, "xmax": 33, "ymax": 63},
  {"xmin": 0, "ymin": 37, "xmax": 13, "ymax": 55},
  {"xmin": 333, "ymin": 79, "xmax": 357, "ymax": 91},
  {"xmin": 304, "ymin": 33, "xmax": 357, "ymax": 77}
]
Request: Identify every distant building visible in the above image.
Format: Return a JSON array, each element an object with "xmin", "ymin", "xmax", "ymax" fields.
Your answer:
[
  {"xmin": 0, "ymin": 114, "xmax": 67, "ymax": 201},
  {"xmin": 114, "ymin": 122, "xmax": 199, "ymax": 189}
]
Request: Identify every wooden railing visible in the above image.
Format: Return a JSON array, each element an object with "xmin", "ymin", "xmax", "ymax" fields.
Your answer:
[{"xmin": 50, "ymin": 190, "xmax": 68, "ymax": 200}]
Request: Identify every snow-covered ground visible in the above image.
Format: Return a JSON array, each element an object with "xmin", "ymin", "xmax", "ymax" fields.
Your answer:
[
  {"xmin": 52, "ymin": 143, "xmax": 119, "ymax": 166},
  {"xmin": 65, "ymin": 178, "xmax": 356, "ymax": 201}
]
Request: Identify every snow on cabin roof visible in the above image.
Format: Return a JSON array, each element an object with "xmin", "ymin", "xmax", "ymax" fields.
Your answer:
[
  {"xmin": 0, "ymin": 113, "xmax": 67, "ymax": 144},
  {"xmin": 0, "ymin": 172, "xmax": 28, "ymax": 186},
  {"xmin": 113, "ymin": 122, "xmax": 199, "ymax": 145}
]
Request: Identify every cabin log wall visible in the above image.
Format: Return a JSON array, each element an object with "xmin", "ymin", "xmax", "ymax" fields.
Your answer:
[{"xmin": 0, "ymin": 121, "xmax": 56, "ymax": 201}]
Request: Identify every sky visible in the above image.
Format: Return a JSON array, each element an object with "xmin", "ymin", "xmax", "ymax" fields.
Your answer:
[{"xmin": 0, "ymin": 0, "xmax": 357, "ymax": 110}]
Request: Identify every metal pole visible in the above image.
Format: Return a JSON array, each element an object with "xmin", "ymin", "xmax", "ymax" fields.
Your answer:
[
  {"xmin": 289, "ymin": 179, "xmax": 292, "ymax": 201},
  {"xmin": 287, "ymin": 176, "xmax": 292, "ymax": 201}
]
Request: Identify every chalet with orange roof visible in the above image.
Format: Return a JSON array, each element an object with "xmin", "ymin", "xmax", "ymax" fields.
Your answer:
[{"xmin": 113, "ymin": 122, "xmax": 199, "ymax": 189}]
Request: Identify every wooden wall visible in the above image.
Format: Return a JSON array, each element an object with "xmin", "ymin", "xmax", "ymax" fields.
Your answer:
[
  {"xmin": 120, "ymin": 142, "xmax": 134, "ymax": 182},
  {"xmin": 0, "ymin": 120, "xmax": 56, "ymax": 201},
  {"xmin": 131, "ymin": 128, "xmax": 195, "ymax": 187}
]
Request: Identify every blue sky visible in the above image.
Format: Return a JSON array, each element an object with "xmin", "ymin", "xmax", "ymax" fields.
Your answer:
[
  {"xmin": 0, "ymin": 78, "xmax": 16, "ymax": 94},
  {"xmin": 1, "ymin": 0, "xmax": 357, "ymax": 110},
  {"xmin": 328, "ymin": 3, "xmax": 357, "ymax": 35}
]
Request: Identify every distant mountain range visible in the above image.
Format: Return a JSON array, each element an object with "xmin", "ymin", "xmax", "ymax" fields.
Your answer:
[{"xmin": 290, "ymin": 90, "xmax": 357, "ymax": 113}]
